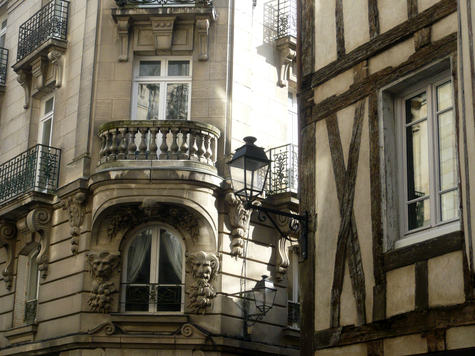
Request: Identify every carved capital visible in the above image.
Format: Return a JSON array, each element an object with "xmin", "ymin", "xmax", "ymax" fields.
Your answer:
[
  {"xmin": 87, "ymin": 251, "xmax": 120, "ymax": 314},
  {"xmin": 47, "ymin": 49, "xmax": 65, "ymax": 88},
  {"xmin": 225, "ymin": 193, "xmax": 252, "ymax": 257},
  {"xmin": 61, "ymin": 192, "xmax": 87, "ymax": 254},
  {"xmin": 17, "ymin": 70, "xmax": 31, "ymax": 109},
  {"xmin": 0, "ymin": 221, "xmax": 17, "ymax": 290},
  {"xmin": 196, "ymin": 18, "xmax": 210, "ymax": 61},
  {"xmin": 150, "ymin": 16, "xmax": 176, "ymax": 51},
  {"xmin": 186, "ymin": 251, "xmax": 219, "ymax": 314},
  {"xmin": 116, "ymin": 17, "xmax": 130, "ymax": 62}
]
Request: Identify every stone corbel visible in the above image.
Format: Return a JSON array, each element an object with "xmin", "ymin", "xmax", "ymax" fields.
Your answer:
[
  {"xmin": 0, "ymin": 221, "xmax": 17, "ymax": 290},
  {"xmin": 61, "ymin": 192, "xmax": 87, "ymax": 255},
  {"xmin": 150, "ymin": 16, "xmax": 176, "ymax": 51},
  {"xmin": 186, "ymin": 251, "xmax": 219, "ymax": 314},
  {"xmin": 274, "ymin": 210, "xmax": 299, "ymax": 281},
  {"xmin": 47, "ymin": 49, "xmax": 65, "ymax": 88},
  {"xmin": 196, "ymin": 18, "xmax": 210, "ymax": 61},
  {"xmin": 224, "ymin": 193, "xmax": 252, "ymax": 257},
  {"xmin": 31, "ymin": 56, "xmax": 51, "ymax": 97},
  {"xmin": 17, "ymin": 70, "xmax": 31, "ymax": 109},
  {"xmin": 116, "ymin": 17, "xmax": 130, "ymax": 62},
  {"xmin": 277, "ymin": 46, "xmax": 296, "ymax": 88},
  {"xmin": 17, "ymin": 208, "xmax": 53, "ymax": 279}
]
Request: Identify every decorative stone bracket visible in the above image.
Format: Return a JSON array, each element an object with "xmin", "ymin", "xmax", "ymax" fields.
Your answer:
[
  {"xmin": 117, "ymin": 18, "xmax": 130, "ymax": 62},
  {"xmin": 0, "ymin": 221, "xmax": 17, "ymax": 290},
  {"xmin": 196, "ymin": 17, "xmax": 210, "ymax": 61},
  {"xmin": 225, "ymin": 193, "xmax": 252, "ymax": 257},
  {"xmin": 17, "ymin": 208, "xmax": 53, "ymax": 279},
  {"xmin": 276, "ymin": 36, "xmax": 297, "ymax": 88},
  {"xmin": 186, "ymin": 251, "xmax": 219, "ymax": 315},
  {"xmin": 274, "ymin": 210, "xmax": 299, "ymax": 281},
  {"xmin": 61, "ymin": 192, "xmax": 87, "ymax": 254}
]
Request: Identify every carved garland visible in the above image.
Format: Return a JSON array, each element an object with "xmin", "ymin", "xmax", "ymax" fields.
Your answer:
[
  {"xmin": 61, "ymin": 192, "xmax": 87, "ymax": 254},
  {"xmin": 186, "ymin": 251, "xmax": 219, "ymax": 314},
  {"xmin": 0, "ymin": 221, "xmax": 17, "ymax": 290}
]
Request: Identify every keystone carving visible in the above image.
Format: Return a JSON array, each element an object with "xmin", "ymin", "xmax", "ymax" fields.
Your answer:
[
  {"xmin": 47, "ymin": 49, "xmax": 65, "ymax": 88},
  {"xmin": 61, "ymin": 192, "xmax": 87, "ymax": 254},
  {"xmin": 116, "ymin": 17, "xmax": 130, "ymax": 62},
  {"xmin": 225, "ymin": 193, "xmax": 252, "ymax": 257},
  {"xmin": 17, "ymin": 208, "xmax": 53, "ymax": 279},
  {"xmin": 150, "ymin": 16, "xmax": 176, "ymax": 51},
  {"xmin": 17, "ymin": 70, "xmax": 31, "ymax": 109},
  {"xmin": 87, "ymin": 250, "xmax": 120, "ymax": 314},
  {"xmin": 0, "ymin": 221, "xmax": 17, "ymax": 290},
  {"xmin": 186, "ymin": 251, "xmax": 219, "ymax": 314}
]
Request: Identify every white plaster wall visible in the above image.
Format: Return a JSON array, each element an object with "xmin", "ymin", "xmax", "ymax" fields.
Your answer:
[
  {"xmin": 378, "ymin": 0, "xmax": 408, "ymax": 34},
  {"xmin": 313, "ymin": 68, "xmax": 353, "ymax": 105},
  {"xmin": 384, "ymin": 334, "xmax": 428, "ymax": 356},
  {"xmin": 343, "ymin": 0, "xmax": 370, "ymax": 53},
  {"xmin": 386, "ymin": 264, "xmax": 415, "ymax": 317},
  {"xmin": 314, "ymin": 0, "xmax": 337, "ymax": 70},
  {"xmin": 368, "ymin": 38, "xmax": 414, "ymax": 75},
  {"xmin": 418, "ymin": 0, "xmax": 441, "ymax": 12},
  {"xmin": 428, "ymin": 251, "xmax": 465, "ymax": 307},
  {"xmin": 446, "ymin": 325, "xmax": 475, "ymax": 349},
  {"xmin": 314, "ymin": 343, "xmax": 367, "ymax": 356},
  {"xmin": 432, "ymin": 12, "xmax": 457, "ymax": 42}
]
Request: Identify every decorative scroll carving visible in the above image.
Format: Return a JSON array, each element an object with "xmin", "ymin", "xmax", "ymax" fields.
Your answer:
[
  {"xmin": 87, "ymin": 251, "xmax": 120, "ymax": 314},
  {"xmin": 116, "ymin": 18, "xmax": 130, "ymax": 62},
  {"xmin": 274, "ymin": 211, "xmax": 299, "ymax": 281},
  {"xmin": 277, "ymin": 46, "xmax": 296, "ymax": 88},
  {"xmin": 150, "ymin": 16, "xmax": 176, "ymax": 51},
  {"xmin": 61, "ymin": 192, "xmax": 87, "ymax": 254},
  {"xmin": 196, "ymin": 18, "xmax": 210, "ymax": 61},
  {"xmin": 0, "ymin": 221, "xmax": 17, "ymax": 290},
  {"xmin": 17, "ymin": 70, "xmax": 31, "ymax": 109},
  {"xmin": 17, "ymin": 208, "xmax": 53, "ymax": 279},
  {"xmin": 31, "ymin": 56, "xmax": 50, "ymax": 97},
  {"xmin": 88, "ymin": 322, "xmax": 117, "ymax": 335},
  {"xmin": 225, "ymin": 193, "xmax": 252, "ymax": 257},
  {"xmin": 186, "ymin": 251, "xmax": 219, "ymax": 314},
  {"xmin": 47, "ymin": 49, "xmax": 65, "ymax": 88},
  {"xmin": 276, "ymin": 238, "xmax": 290, "ymax": 281}
]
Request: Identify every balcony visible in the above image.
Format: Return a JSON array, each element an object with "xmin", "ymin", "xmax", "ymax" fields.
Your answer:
[
  {"xmin": 267, "ymin": 143, "xmax": 298, "ymax": 196},
  {"xmin": 0, "ymin": 145, "xmax": 61, "ymax": 205},
  {"xmin": 115, "ymin": 0, "xmax": 213, "ymax": 7},
  {"xmin": 0, "ymin": 47, "xmax": 8, "ymax": 87},
  {"xmin": 97, "ymin": 120, "xmax": 221, "ymax": 175},
  {"xmin": 275, "ymin": 0, "xmax": 297, "ymax": 39},
  {"xmin": 16, "ymin": 0, "xmax": 69, "ymax": 62}
]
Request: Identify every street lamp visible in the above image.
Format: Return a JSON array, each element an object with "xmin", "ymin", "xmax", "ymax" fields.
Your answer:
[{"xmin": 228, "ymin": 137, "xmax": 308, "ymax": 260}]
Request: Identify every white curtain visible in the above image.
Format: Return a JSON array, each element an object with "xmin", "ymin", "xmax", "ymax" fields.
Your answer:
[
  {"xmin": 161, "ymin": 231, "xmax": 183, "ymax": 282},
  {"xmin": 126, "ymin": 231, "xmax": 152, "ymax": 283}
]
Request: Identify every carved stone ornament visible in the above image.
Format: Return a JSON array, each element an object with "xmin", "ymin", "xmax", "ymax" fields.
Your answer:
[
  {"xmin": 186, "ymin": 251, "xmax": 219, "ymax": 314},
  {"xmin": 150, "ymin": 16, "xmax": 176, "ymax": 51},
  {"xmin": 17, "ymin": 70, "xmax": 31, "ymax": 109},
  {"xmin": 17, "ymin": 208, "xmax": 53, "ymax": 279},
  {"xmin": 61, "ymin": 192, "xmax": 87, "ymax": 254},
  {"xmin": 31, "ymin": 56, "xmax": 50, "ymax": 97},
  {"xmin": 87, "ymin": 251, "xmax": 120, "ymax": 314},
  {"xmin": 196, "ymin": 18, "xmax": 210, "ymax": 61},
  {"xmin": 276, "ymin": 36, "xmax": 297, "ymax": 88},
  {"xmin": 275, "ymin": 210, "xmax": 299, "ymax": 281},
  {"xmin": 0, "ymin": 221, "xmax": 17, "ymax": 290},
  {"xmin": 116, "ymin": 17, "xmax": 130, "ymax": 62},
  {"xmin": 107, "ymin": 200, "xmax": 200, "ymax": 243},
  {"xmin": 224, "ymin": 193, "xmax": 252, "ymax": 257},
  {"xmin": 47, "ymin": 49, "xmax": 65, "ymax": 88}
]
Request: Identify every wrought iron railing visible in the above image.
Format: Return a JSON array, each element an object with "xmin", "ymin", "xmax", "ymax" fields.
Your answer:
[
  {"xmin": 123, "ymin": 283, "xmax": 183, "ymax": 312},
  {"xmin": 276, "ymin": 0, "xmax": 297, "ymax": 39},
  {"xmin": 115, "ymin": 0, "xmax": 212, "ymax": 6},
  {"xmin": 0, "ymin": 47, "xmax": 8, "ymax": 86},
  {"xmin": 0, "ymin": 144, "xmax": 61, "ymax": 204},
  {"xmin": 288, "ymin": 301, "xmax": 300, "ymax": 327},
  {"xmin": 25, "ymin": 299, "xmax": 37, "ymax": 324},
  {"xmin": 17, "ymin": 0, "xmax": 69, "ymax": 62},
  {"xmin": 267, "ymin": 143, "xmax": 298, "ymax": 195}
]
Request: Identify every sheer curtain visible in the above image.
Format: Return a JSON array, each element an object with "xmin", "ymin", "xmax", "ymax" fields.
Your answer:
[
  {"xmin": 161, "ymin": 231, "xmax": 183, "ymax": 282},
  {"xmin": 127, "ymin": 231, "xmax": 152, "ymax": 283}
]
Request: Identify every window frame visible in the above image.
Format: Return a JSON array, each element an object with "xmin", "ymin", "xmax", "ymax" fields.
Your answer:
[
  {"xmin": 131, "ymin": 56, "xmax": 192, "ymax": 121},
  {"xmin": 38, "ymin": 94, "xmax": 55, "ymax": 147},
  {"xmin": 120, "ymin": 224, "xmax": 186, "ymax": 314}
]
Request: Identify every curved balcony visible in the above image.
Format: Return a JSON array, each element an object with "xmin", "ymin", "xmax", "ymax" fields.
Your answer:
[{"xmin": 97, "ymin": 120, "xmax": 221, "ymax": 175}]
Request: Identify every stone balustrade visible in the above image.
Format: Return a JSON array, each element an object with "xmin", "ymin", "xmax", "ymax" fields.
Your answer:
[{"xmin": 97, "ymin": 120, "xmax": 221, "ymax": 174}]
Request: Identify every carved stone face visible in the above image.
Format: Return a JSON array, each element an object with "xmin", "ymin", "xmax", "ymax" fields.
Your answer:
[
  {"xmin": 88, "ymin": 251, "xmax": 119, "ymax": 281},
  {"xmin": 186, "ymin": 251, "xmax": 219, "ymax": 285},
  {"xmin": 193, "ymin": 260, "xmax": 212, "ymax": 281},
  {"xmin": 92, "ymin": 258, "xmax": 112, "ymax": 279}
]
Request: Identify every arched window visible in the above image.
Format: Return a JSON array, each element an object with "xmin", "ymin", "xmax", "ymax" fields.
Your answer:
[
  {"xmin": 25, "ymin": 247, "xmax": 40, "ymax": 324},
  {"xmin": 122, "ymin": 226, "xmax": 184, "ymax": 313}
]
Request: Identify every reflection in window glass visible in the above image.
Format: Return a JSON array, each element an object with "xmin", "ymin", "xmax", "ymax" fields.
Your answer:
[{"xmin": 166, "ymin": 83, "xmax": 189, "ymax": 120}]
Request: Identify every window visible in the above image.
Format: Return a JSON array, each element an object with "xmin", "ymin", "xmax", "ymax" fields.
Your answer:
[
  {"xmin": 0, "ymin": 15, "xmax": 7, "ymax": 48},
  {"xmin": 25, "ymin": 247, "xmax": 40, "ymax": 324},
  {"xmin": 287, "ymin": 247, "xmax": 300, "ymax": 329},
  {"xmin": 383, "ymin": 67, "xmax": 460, "ymax": 248},
  {"xmin": 39, "ymin": 95, "xmax": 54, "ymax": 146},
  {"xmin": 288, "ymin": 91, "xmax": 298, "ymax": 146},
  {"xmin": 132, "ymin": 57, "xmax": 191, "ymax": 121},
  {"xmin": 122, "ymin": 226, "xmax": 184, "ymax": 313}
]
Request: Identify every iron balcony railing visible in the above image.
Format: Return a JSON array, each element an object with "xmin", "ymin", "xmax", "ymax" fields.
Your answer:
[
  {"xmin": 123, "ymin": 283, "xmax": 183, "ymax": 312},
  {"xmin": 17, "ymin": 0, "xmax": 69, "ymax": 62},
  {"xmin": 288, "ymin": 301, "xmax": 300, "ymax": 328},
  {"xmin": 25, "ymin": 299, "xmax": 37, "ymax": 325},
  {"xmin": 0, "ymin": 47, "xmax": 8, "ymax": 86},
  {"xmin": 0, "ymin": 144, "xmax": 61, "ymax": 204},
  {"xmin": 276, "ymin": 0, "xmax": 297, "ymax": 39},
  {"xmin": 267, "ymin": 143, "xmax": 298, "ymax": 196},
  {"xmin": 115, "ymin": 0, "xmax": 213, "ymax": 7}
]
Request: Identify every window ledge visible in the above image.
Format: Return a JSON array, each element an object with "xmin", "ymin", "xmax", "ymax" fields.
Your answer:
[
  {"xmin": 110, "ymin": 314, "xmax": 188, "ymax": 333},
  {"xmin": 283, "ymin": 327, "xmax": 300, "ymax": 339},
  {"xmin": 4, "ymin": 324, "xmax": 38, "ymax": 344}
]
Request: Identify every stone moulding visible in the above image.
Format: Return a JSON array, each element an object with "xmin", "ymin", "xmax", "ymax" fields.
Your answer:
[
  {"xmin": 86, "ymin": 250, "xmax": 120, "ymax": 314},
  {"xmin": 0, "ymin": 220, "xmax": 17, "ymax": 290},
  {"xmin": 61, "ymin": 192, "xmax": 87, "ymax": 254},
  {"xmin": 186, "ymin": 251, "xmax": 219, "ymax": 314},
  {"xmin": 224, "ymin": 193, "xmax": 252, "ymax": 257}
]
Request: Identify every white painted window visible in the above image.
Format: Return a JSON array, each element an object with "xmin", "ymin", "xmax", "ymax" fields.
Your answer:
[
  {"xmin": 387, "ymin": 68, "xmax": 460, "ymax": 248},
  {"xmin": 132, "ymin": 57, "xmax": 192, "ymax": 120},
  {"xmin": 0, "ymin": 15, "xmax": 7, "ymax": 48},
  {"xmin": 25, "ymin": 247, "xmax": 40, "ymax": 324},
  {"xmin": 39, "ymin": 95, "xmax": 54, "ymax": 146},
  {"xmin": 288, "ymin": 91, "xmax": 298, "ymax": 146},
  {"xmin": 287, "ymin": 247, "xmax": 300, "ymax": 329},
  {"xmin": 121, "ymin": 226, "xmax": 185, "ymax": 313}
]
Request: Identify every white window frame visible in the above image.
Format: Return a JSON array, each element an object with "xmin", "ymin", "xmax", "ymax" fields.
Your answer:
[
  {"xmin": 288, "ymin": 91, "xmax": 298, "ymax": 146},
  {"xmin": 38, "ymin": 94, "xmax": 54, "ymax": 147},
  {"xmin": 380, "ymin": 60, "xmax": 461, "ymax": 250},
  {"xmin": 131, "ymin": 56, "xmax": 192, "ymax": 121},
  {"xmin": 25, "ymin": 247, "xmax": 40, "ymax": 324},
  {"xmin": 0, "ymin": 14, "xmax": 7, "ymax": 48},
  {"xmin": 121, "ymin": 224, "xmax": 185, "ymax": 314},
  {"xmin": 287, "ymin": 246, "xmax": 300, "ymax": 329}
]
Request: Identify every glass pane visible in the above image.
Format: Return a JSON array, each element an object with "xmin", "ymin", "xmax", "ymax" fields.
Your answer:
[
  {"xmin": 408, "ymin": 198, "xmax": 430, "ymax": 230},
  {"xmin": 126, "ymin": 229, "xmax": 152, "ymax": 284},
  {"xmin": 139, "ymin": 61, "xmax": 161, "ymax": 76},
  {"xmin": 168, "ymin": 61, "xmax": 190, "ymax": 76},
  {"xmin": 166, "ymin": 83, "xmax": 189, "ymax": 120},
  {"xmin": 158, "ymin": 230, "xmax": 182, "ymax": 285},
  {"xmin": 438, "ymin": 110, "xmax": 456, "ymax": 191},
  {"xmin": 155, "ymin": 286, "xmax": 182, "ymax": 311},
  {"xmin": 406, "ymin": 92, "xmax": 427, "ymax": 124},
  {"xmin": 44, "ymin": 97, "xmax": 54, "ymax": 115},
  {"xmin": 1, "ymin": 19, "xmax": 7, "ymax": 30},
  {"xmin": 437, "ymin": 81, "xmax": 453, "ymax": 111},
  {"xmin": 137, "ymin": 83, "xmax": 160, "ymax": 120},
  {"xmin": 441, "ymin": 190, "xmax": 458, "ymax": 221},
  {"xmin": 28, "ymin": 249, "xmax": 39, "ymax": 301},
  {"xmin": 0, "ymin": 34, "xmax": 5, "ymax": 48},
  {"xmin": 41, "ymin": 118, "xmax": 52, "ymax": 146},
  {"xmin": 406, "ymin": 120, "xmax": 429, "ymax": 200}
]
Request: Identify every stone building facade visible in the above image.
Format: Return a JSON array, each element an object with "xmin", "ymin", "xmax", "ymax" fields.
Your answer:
[
  {"xmin": 299, "ymin": 0, "xmax": 475, "ymax": 355},
  {"xmin": 0, "ymin": 0, "xmax": 300, "ymax": 355}
]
